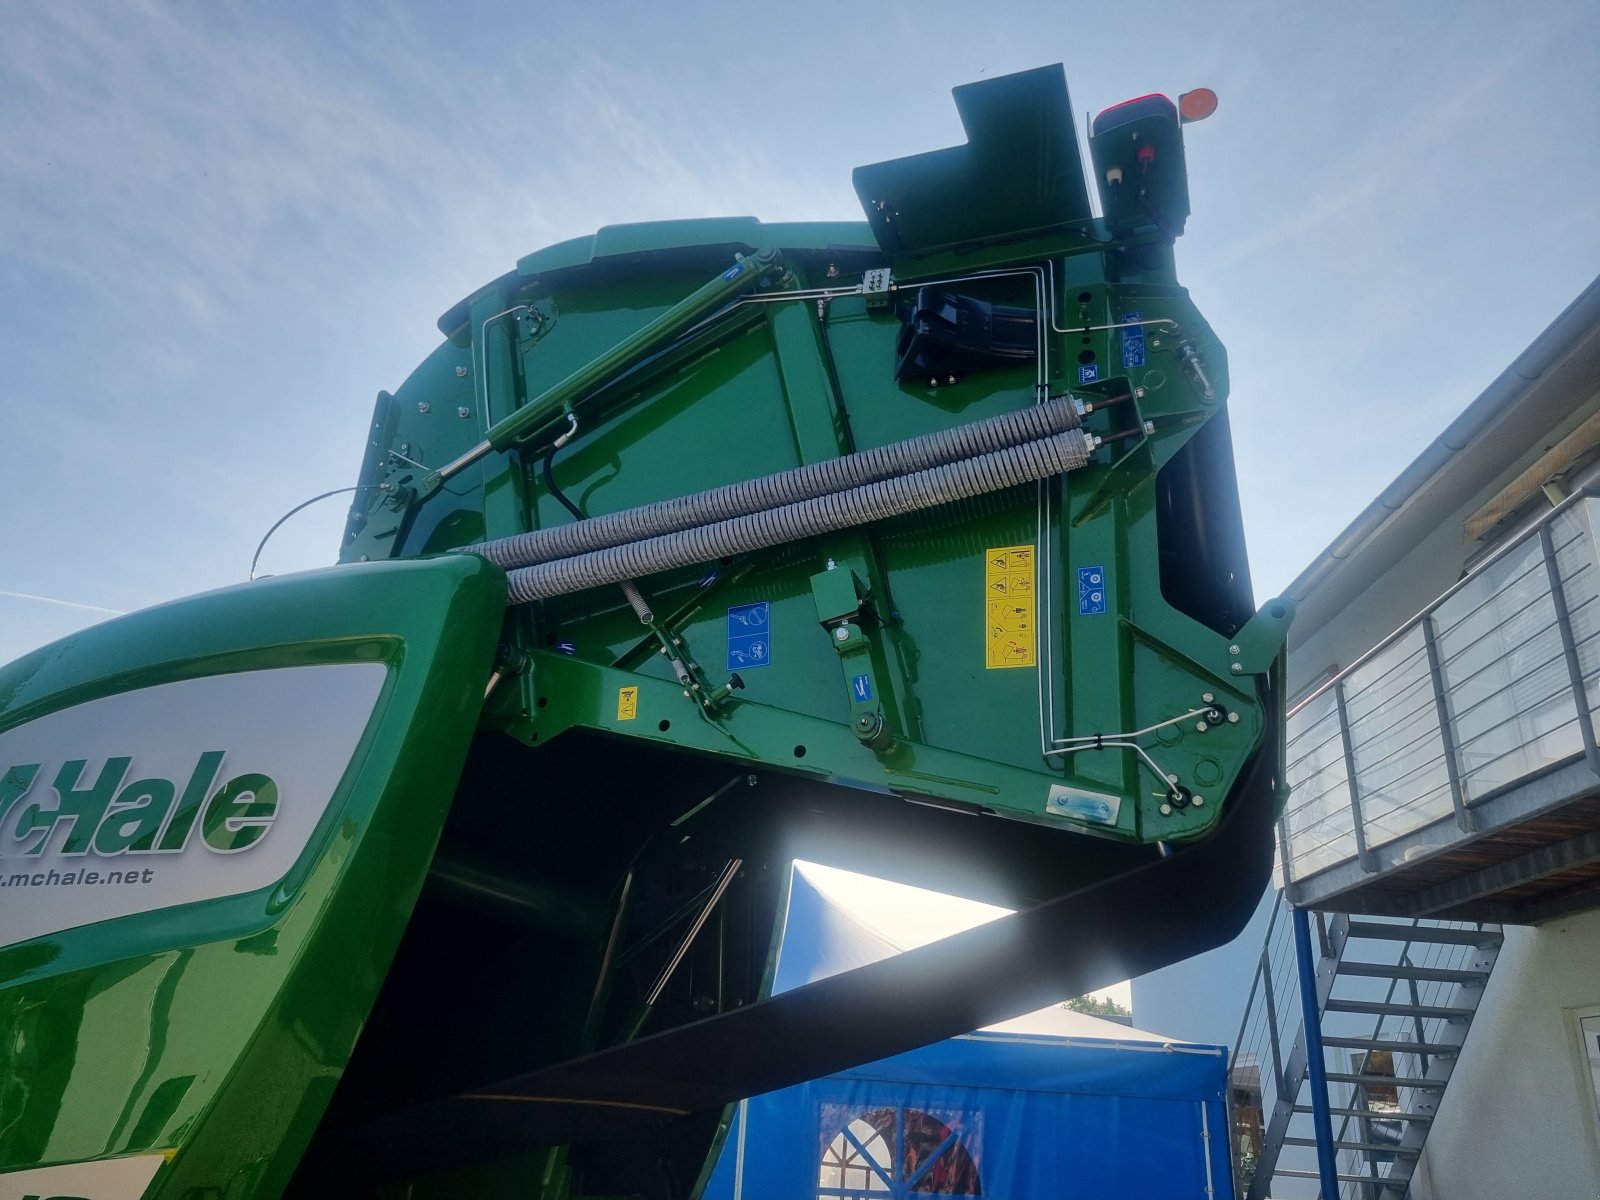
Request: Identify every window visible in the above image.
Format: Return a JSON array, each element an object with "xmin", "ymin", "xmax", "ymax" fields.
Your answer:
[
  {"xmin": 1573, "ymin": 1004, "xmax": 1600, "ymax": 1152},
  {"xmin": 818, "ymin": 1105, "xmax": 981, "ymax": 1198}
]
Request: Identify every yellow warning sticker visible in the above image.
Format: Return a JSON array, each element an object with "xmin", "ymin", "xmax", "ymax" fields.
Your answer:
[
  {"xmin": 616, "ymin": 686, "xmax": 639, "ymax": 721},
  {"xmin": 985, "ymin": 544, "xmax": 1037, "ymax": 669}
]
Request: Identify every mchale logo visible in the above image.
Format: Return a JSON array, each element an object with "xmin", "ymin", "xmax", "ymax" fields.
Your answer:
[{"xmin": 0, "ymin": 753, "xmax": 279, "ymax": 860}]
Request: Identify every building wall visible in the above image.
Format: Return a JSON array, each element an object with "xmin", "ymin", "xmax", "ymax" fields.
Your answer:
[
  {"xmin": 1289, "ymin": 393, "xmax": 1600, "ymax": 694},
  {"xmin": 1134, "ymin": 301, "xmax": 1600, "ymax": 1194},
  {"xmin": 1412, "ymin": 908, "xmax": 1600, "ymax": 1200}
]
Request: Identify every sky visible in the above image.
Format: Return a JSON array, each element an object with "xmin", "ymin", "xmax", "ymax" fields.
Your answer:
[{"xmin": 3, "ymin": 2, "xmax": 1599, "ymax": 665}]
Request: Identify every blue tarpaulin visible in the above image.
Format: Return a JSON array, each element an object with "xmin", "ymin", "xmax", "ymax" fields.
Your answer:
[{"xmin": 700, "ymin": 862, "xmax": 1234, "ymax": 1198}]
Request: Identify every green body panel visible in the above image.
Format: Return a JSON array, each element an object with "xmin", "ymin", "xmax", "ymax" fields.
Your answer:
[
  {"xmin": 0, "ymin": 557, "xmax": 505, "ymax": 1197},
  {"xmin": 1, "ymin": 64, "xmax": 1288, "ymax": 1200},
  {"xmin": 359, "ymin": 253, "xmax": 1279, "ymax": 849}
]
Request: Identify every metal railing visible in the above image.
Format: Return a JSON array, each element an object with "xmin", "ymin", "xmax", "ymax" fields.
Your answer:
[
  {"xmin": 1280, "ymin": 493, "xmax": 1600, "ymax": 894},
  {"xmin": 1230, "ymin": 891, "xmax": 1499, "ymax": 1199}
]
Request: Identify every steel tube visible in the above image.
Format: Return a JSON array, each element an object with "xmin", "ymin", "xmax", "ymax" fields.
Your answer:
[{"xmin": 1292, "ymin": 905, "xmax": 1342, "ymax": 1200}]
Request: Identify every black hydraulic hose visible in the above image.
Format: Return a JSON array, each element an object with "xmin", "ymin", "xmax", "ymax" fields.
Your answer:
[
  {"xmin": 542, "ymin": 444, "xmax": 656, "ymax": 625},
  {"xmin": 541, "ymin": 448, "xmax": 587, "ymax": 522},
  {"xmin": 503, "ymin": 428, "xmax": 1091, "ymax": 605},
  {"xmin": 473, "ymin": 398, "xmax": 1081, "ymax": 572}
]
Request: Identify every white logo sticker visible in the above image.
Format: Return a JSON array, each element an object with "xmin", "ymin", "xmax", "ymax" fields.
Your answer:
[
  {"xmin": 0, "ymin": 663, "xmax": 386, "ymax": 948},
  {"xmin": 0, "ymin": 1152, "xmax": 166, "ymax": 1199}
]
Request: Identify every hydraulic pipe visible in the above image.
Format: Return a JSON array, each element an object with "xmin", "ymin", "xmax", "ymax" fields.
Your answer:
[{"xmin": 426, "ymin": 248, "xmax": 785, "ymax": 492}]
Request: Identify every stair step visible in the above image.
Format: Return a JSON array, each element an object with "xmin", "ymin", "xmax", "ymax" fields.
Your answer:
[
  {"xmin": 1324, "ymin": 1071, "xmax": 1445, "ymax": 1090},
  {"xmin": 1275, "ymin": 1167, "xmax": 1409, "ymax": 1184},
  {"xmin": 1344, "ymin": 920, "xmax": 1502, "ymax": 947},
  {"xmin": 1337, "ymin": 961, "xmax": 1492, "ymax": 984},
  {"xmin": 1283, "ymin": 1136, "xmax": 1419, "ymax": 1156},
  {"xmin": 1322, "ymin": 1036, "xmax": 1460, "ymax": 1056},
  {"xmin": 1295, "ymin": 1105, "xmax": 1433, "ymax": 1122},
  {"xmin": 1324, "ymin": 998, "xmax": 1474, "ymax": 1019}
]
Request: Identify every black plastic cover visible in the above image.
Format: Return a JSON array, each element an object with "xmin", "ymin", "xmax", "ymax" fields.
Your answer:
[{"xmin": 894, "ymin": 286, "xmax": 1038, "ymax": 383}]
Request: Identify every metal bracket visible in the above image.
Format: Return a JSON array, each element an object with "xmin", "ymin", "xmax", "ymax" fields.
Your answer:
[
  {"xmin": 1227, "ymin": 597, "xmax": 1295, "ymax": 677},
  {"xmin": 811, "ymin": 562, "xmax": 893, "ymax": 751},
  {"xmin": 862, "ymin": 268, "xmax": 894, "ymax": 311}
]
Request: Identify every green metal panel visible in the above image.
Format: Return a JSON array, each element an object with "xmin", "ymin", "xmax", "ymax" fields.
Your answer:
[{"xmin": 0, "ymin": 557, "xmax": 505, "ymax": 1197}]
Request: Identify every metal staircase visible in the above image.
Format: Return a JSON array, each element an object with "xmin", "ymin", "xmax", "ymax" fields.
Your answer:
[{"xmin": 1232, "ymin": 896, "xmax": 1501, "ymax": 1199}]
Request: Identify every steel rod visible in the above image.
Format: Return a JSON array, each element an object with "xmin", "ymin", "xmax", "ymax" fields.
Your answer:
[
  {"xmin": 1293, "ymin": 905, "xmax": 1343, "ymax": 1200},
  {"xmin": 645, "ymin": 858, "xmax": 743, "ymax": 1007},
  {"xmin": 1540, "ymin": 522, "xmax": 1600, "ymax": 776}
]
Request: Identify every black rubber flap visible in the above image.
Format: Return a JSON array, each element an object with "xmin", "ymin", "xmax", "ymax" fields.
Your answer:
[
  {"xmin": 853, "ymin": 64, "xmax": 1093, "ymax": 261},
  {"xmin": 308, "ymin": 725, "xmax": 1278, "ymax": 1186}
]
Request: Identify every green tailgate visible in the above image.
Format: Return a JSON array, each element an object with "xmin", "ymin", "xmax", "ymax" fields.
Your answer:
[{"xmin": 0, "ymin": 556, "xmax": 505, "ymax": 1199}]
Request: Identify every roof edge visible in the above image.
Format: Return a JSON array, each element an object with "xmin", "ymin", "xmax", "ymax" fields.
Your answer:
[{"xmin": 1284, "ymin": 273, "xmax": 1600, "ymax": 604}]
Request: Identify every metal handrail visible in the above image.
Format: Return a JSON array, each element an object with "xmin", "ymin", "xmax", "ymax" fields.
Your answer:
[
  {"xmin": 1289, "ymin": 486, "xmax": 1595, "ymax": 720},
  {"xmin": 1233, "ymin": 893, "xmax": 1501, "ymax": 1199},
  {"xmin": 1281, "ymin": 489, "xmax": 1600, "ymax": 889}
]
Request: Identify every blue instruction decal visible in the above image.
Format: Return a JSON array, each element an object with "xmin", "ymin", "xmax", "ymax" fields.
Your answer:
[
  {"xmin": 851, "ymin": 674, "xmax": 873, "ymax": 702},
  {"xmin": 1078, "ymin": 565, "xmax": 1107, "ymax": 616},
  {"xmin": 556, "ymin": 641, "xmax": 577, "ymax": 656},
  {"xmin": 1121, "ymin": 311, "xmax": 1146, "ymax": 370},
  {"xmin": 1077, "ymin": 363, "xmax": 1100, "ymax": 384},
  {"xmin": 721, "ymin": 261, "xmax": 745, "ymax": 282},
  {"xmin": 727, "ymin": 602, "xmax": 772, "ymax": 670}
]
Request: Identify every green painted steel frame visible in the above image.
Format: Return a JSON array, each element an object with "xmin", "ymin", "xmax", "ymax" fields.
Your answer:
[{"xmin": 0, "ymin": 557, "xmax": 506, "ymax": 1197}]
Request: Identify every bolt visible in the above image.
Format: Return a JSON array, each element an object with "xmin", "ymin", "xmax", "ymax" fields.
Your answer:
[
  {"xmin": 834, "ymin": 626, "xmax": 850, "ymax": 642},
  {"xmin": 358, "ymin": 555, "xmax": 369, "ymax": 562},
  {"xmin": 826, "ymin": 558, "xmax": 837, "ymax": 570},
  {"xmin": 417, "ymin": 402, "xmax": 430, "ymax": 413},
  {"xmin": 457, "ymin": 406, "xmax": 472, "ymax": 419},
  {"xmin": 1202, "ymin": 692, "xmax": 1215, "ymax": 703},
  {"xmin": 1193, "ymin": 796, "xmax": 1205, "ymax": 807},
  {"xmin": 929, "ymin": 377, "xmax": 939, "ymax": 388},
  {"xmin": 1228, "ymin": 711, "xmax": 1240, "ymax": 724},
  {"xmin": 1143, "ymin": 420, "xmax": 1156, "ymax": 435},
  {"xmin": 1229, "ymin": 644, "xmax": 1240, "ymax": 655},
  {"xmin": 1151, "ymin": 338, "xmax": 1162, "ymax": 349},
  {"xmin": 1231, "ymin": 663, "xmax": 1244, "ymax": 674},
  {"xmin": 682, "ymin": 689, "xmax": 691, "ymax": 699},
  {"xmin": 1134, "ymin": 386, "xmax": 1147, "ymax": 399},
  {"xmin": 1166, "ymin": 773, "xmax": 1179, "ymax": 784},
  {"xmin": 1196, "ymin": 721, "xmax": 1209, "ymax": 733},
  {"xmin": 747, "ymin": 774, "xmax": 758, "ymax": 786},
  {"xmin": 455, "ymin": 366, "xmax": 468, "ymax": 377},
  {"xmin": 947, "ymin": 374, "xmax": 957, "ymax": 385},
  {"xmin": 1159, "ymin": 803, "xmax": 1173, "ymax": 816}
]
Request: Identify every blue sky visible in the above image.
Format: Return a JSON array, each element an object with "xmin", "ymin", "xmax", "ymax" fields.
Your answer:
[{"xmin": 2, "ymin": 1, "xmax": 1597, "ymax": 673}]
